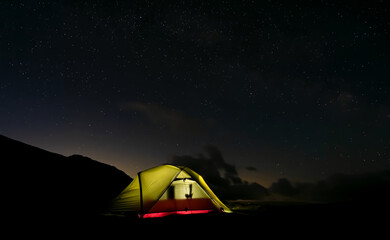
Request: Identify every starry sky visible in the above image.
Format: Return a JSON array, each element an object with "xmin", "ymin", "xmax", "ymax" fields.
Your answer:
[{"xmin": 1, "ymin": 0, "xmax": 390, "ymax": 186}]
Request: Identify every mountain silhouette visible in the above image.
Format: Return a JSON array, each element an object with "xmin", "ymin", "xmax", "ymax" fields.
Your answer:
[{"xmin": 1, "ymin": 135, "xmax": 132, "ymax": 218}]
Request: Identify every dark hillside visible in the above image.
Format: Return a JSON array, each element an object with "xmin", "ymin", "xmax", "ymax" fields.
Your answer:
[{"xmin": 1, "ymin": 135, "xmax": 132, "ymax": 217}]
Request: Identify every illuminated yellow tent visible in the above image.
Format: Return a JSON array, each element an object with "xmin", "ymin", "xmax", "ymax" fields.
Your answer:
[{"xmin": 109, "ymin": 165, "xmax": 231, "ymax": 218}]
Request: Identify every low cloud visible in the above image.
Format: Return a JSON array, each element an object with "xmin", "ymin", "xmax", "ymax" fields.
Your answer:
[
  {"xmin": 122, "ymin": 101, "xmax": 214, "ymax": 133},
  {"xmin": 171, "ymin": 145, "xmax": 268, "ymax": 200},
  {"xmin": 269, "ymin": 170, "xmax": 390, "ymax": 202},
  {"xmin": 246, "ymin": 166, "xmax": 257, "ymax": 171},
  {"xmin": 269, "ymin": 178, "xmax": 298, "ymax": 196}
]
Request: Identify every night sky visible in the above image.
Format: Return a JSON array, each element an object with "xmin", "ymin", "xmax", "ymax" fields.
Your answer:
[{"xmin": 1, "ymin": 0, "xmax": 390, "ymax": 186}]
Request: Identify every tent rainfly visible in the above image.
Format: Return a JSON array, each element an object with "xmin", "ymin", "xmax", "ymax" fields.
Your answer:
[{"xmin": 109, "ymin": 165, "xmax": 231, "ymax": 218}]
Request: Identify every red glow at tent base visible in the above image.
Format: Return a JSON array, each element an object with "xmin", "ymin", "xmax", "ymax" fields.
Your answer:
[{"xmin": 141, "ymin": 210, "xmax": 214, "ymax": 218}]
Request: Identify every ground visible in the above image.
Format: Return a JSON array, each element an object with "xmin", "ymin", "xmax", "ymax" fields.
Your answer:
[{"xmin": 25, "ymin": 200, "xmax": 386, "ymax": 238}]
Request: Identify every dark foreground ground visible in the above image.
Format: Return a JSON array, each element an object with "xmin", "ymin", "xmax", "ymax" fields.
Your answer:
[{"xmin": 9, "ymin": 201, "xmax": 389, "ymax": 238}]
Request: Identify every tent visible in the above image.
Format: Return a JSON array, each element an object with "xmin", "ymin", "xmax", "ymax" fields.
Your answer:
[{"xmin": 109, "ymin": 164, "xmax": 231, "ymax": 218}]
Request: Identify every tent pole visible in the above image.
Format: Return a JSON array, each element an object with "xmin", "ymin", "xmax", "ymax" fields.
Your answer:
[{"xmin": 138, "ymin": 172, "xmax": 144, "ymax": 218}]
